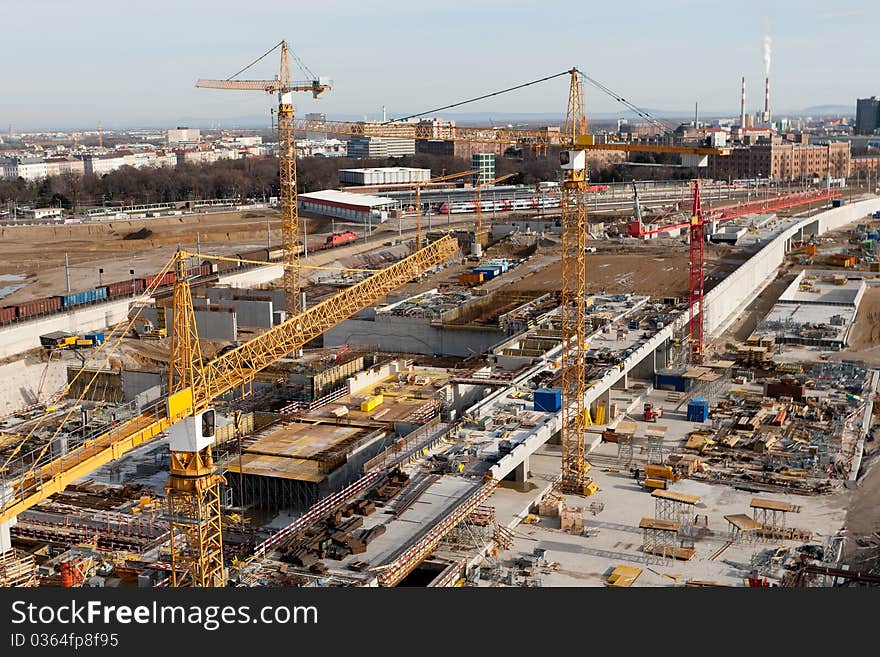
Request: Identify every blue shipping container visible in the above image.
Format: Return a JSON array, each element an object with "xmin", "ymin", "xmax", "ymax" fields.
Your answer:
[
  {"xmin": 85, "ymin": 332, "xmax": 105, "ymax": 345},
  {"xmin": 655, "ymin": 371, "xmax": 687, "ymax": 392},
  {"xmin": 868, "ymin": 231, "xmax": 879, "ymax": 240},
  {"xmin": 534, "ymin": 388, "xmax": 562, "ymax": 413},
  {"xmin": 473, "ymin": 267, "xmax": 500, "ymax": 280},
  {"xmin": 687, "ymin": 397, "xmax": 710, "ymax": 422}
]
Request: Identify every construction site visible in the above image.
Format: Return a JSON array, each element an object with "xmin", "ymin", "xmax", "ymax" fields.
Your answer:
[{"xmin": 3, "ymin": 48, "xmax": 880, "ymax": 593}]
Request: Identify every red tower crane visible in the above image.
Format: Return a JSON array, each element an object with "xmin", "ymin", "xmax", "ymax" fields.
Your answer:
[{"xmin": 688, "ymin": 180, "xmax": 705, "ymax": 364}]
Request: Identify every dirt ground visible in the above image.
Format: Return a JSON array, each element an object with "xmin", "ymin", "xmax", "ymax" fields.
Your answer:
[
  {"xmin": 0, "ymin": 209, "xmax": 493, "ymax": 305},
  {"xmin": 844, "ymin": 286, "xmax": 880, "ymax": 351},
  {"xmin": 843, "ymin": 434, "xmax": 880, "ymax": 564},
  {"xmin": 0, "ymin": 209, "xmax": 296, "ymax": 304},
  {"xmin": 516, "ymin": 246, "xmax": 690, "ymax": 297}
]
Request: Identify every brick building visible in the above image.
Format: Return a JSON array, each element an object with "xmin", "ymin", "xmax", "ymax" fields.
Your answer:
[
  {"xmin": 708, "ymin": 137, "xmax": 850, "ymax": 182},
  {"xmin": 851, "ymin": 155, "xmax": 880, "ymax": 177}
]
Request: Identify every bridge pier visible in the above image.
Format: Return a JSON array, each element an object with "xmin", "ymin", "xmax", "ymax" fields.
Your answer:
[{"xmin": 512, "ymin": 455, "xmax": 529, "ymax": 483}]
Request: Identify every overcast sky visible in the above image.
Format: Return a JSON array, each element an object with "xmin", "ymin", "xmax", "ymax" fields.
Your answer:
[{"xmin": 2, "ymin": 0, "xmax": 875, "ymax": 130}]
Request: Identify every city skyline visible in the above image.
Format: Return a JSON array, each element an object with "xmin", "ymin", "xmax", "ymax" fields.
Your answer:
[{"xmin": 1, "ymin": 0, "xmax": 876, "ymax": 130}]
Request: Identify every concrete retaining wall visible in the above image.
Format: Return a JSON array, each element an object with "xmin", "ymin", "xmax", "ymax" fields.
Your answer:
[
  {"xmin": 164, "ymin": 308, "xmax": 237, "ymax": 341},
  {"xmin": 0, "ymin": 358, "xmax": 67, "ymax": 415},
  {"xmin": 705, "ymin": 197, "xmax": 880, "ymax": 338},
  {"xmin": 223, "ymin": 299, "xmax": 274, "ymax": 328},
  {"xmin": 0, "ymin": 299, "xmax": 137, "ymax": 361},
  {"xmin": 325, "ymin": 316, "xmax": 506, "ymax": 357},
  {"xmin": 347, "ymin": 361, "xmax": 399, "ymax": 396},
  {"xmin": 122, "ymin": 370, "xmax": 163, "ymax": 403},
  {"xmin": 220, "ymin": 265, "xmax": 283, "ymax": 288}
]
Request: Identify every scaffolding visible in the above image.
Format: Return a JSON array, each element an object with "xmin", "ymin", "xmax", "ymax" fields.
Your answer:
[
  {"xmin": 0, "ymin": 549, "xmax": 38, "ymax": 587},
  {"xmin": 617, "ymin": 433, "xmax": 634, "ymax": 468},
  {"xmin": 639, "ymin": 517, "xmax": 680, "ymax": 566},
  {"xmin": 724, "ymin": 513, "xmax": 761, "ymax": 545},
  {"xmin": 751, "ymin": 498, "xmax": 800, "ymax": 541},
  {"xmin": 441, "ymin": 505, "xmax": 496, "ymax": 551},
  {"xmin": 645, "ymin": 430, "xmax": 666, "ymax": 465},
  {"xmin": 652, "ymin": 489, "xmax": 700, "ymax": 527}
]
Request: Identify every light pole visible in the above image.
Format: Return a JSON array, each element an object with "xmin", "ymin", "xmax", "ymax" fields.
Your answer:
[{"xmin": 303, "ymin": 219, "xmax": 308, "ymax": 258}]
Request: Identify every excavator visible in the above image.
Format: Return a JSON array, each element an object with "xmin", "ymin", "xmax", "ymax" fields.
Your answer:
[{"xmin": 129, "ymin": 316, "xmax": 166, "ymax": 339}]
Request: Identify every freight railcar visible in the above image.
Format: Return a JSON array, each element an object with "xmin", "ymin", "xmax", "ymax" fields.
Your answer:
[
  {"xmin": 14, "ymin": 296, "xmax": 62, "ymax": 319},
  {"xmin": 0, "ymin": 306, "xmax": 17, "ymax": 324},
  {"xmin": 103, "ymin": 278, "xmax": 147, "ymax": 299},
  {"xmin": 55, "ymin": 288, "xmax": 109, "ymax": 308}
]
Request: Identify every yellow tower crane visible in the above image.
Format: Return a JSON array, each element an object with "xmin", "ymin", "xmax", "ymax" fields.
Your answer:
[
  {"xmin": 558, "ymin": 69, "xmax": 593, "ymax": 495},
  {"xmin": 196, "ymin": 40, "xmax": 330, "ymax": 314},
  {"xmin": 472, "ymin": 172, "xmax": 515, "ymax": 255},
  {"xmin": 0, "ymin": 237, "xmax": 457, "ymax": 585},
  {"xmin": 413, "ymin": 169, "xmax": 478, "ymax": 250},
  {"xmin": 556, "ymin": 68, "xmax": 730, "ymax": 494}
]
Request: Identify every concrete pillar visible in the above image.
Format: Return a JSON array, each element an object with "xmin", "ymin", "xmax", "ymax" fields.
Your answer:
[
  {"xmin": 0, "ymin": 486, "xmax": 15, "ymax": 553},
  {"xmin": 512, "ymin": 455, "xmax": 529, "ymax": 483},
  {"xmin": 0, "ymin": 520, "xmax": 13, "ymax": 553},
  {"xmin": 601, "ymin": 388, "xmax": 612, "ymax": 424}
]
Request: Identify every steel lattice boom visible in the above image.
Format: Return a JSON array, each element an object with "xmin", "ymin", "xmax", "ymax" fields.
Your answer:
[{"xmin": 0, "ymin": 236, "xmax": 458, "ymax": 527}]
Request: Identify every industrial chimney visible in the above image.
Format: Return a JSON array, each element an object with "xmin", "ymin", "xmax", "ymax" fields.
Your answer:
[
  {"xmin": 764, "ymin": 77, "xmax": 771, "ymax": 125},
  {"xmin": 740, "ymin": 76, "xmax": 746, "ymax": 128}
]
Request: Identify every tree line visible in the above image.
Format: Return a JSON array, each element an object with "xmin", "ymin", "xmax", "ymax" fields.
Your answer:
[{"xmin": 0, "ymin": 149, "xmax": 691, "ymax": 212}]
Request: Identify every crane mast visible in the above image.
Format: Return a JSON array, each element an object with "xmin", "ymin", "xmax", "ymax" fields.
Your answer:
[
  {"xmin": 165, "ymin": 256, "xmax": 225, "ymax": 586},
  {"xmin": 413, "ymin": 169, "xmax": 478, "ymax": 250},
  {"xmin": 277, "ymin": 42, "xmax": 300, "ymax": 314},
  {"xmin": 195, "ymin": 41, "xmax": 331, "ymax": 314},
  {"xmin": 559, "ymin": 69, "xmax": 596, "ymax": 495},
  {"xmin": 472, "ymin": 172, "xmax": 515, "ymax": 256}
]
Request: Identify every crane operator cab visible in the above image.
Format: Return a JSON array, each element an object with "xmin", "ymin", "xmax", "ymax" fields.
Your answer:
[
  {"xmin": 559, "ymin": 150, "xmax": 586, "ymax": 171},
  {"xmin": 168, "ymin": 409, "xmax": 218, "ymax": 453}
]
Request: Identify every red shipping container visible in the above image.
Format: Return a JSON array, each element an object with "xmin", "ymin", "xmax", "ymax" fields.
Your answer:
[{"xmin": 15, "ymin": 296, "xmax": 62, "ymax": 319}]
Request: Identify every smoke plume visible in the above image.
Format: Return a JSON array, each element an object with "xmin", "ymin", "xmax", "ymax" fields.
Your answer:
[{"xmin": 763, "ymin": 34, "xmax": 772, "ymax": 77}]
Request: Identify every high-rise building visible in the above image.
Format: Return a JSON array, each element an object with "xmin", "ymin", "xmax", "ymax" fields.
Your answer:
[
  {"xmin": 856, "ymin": 97, "xmax": 880, "ymax": 135},
  {"xmin": 471, "ymin": 153, "xmax": 495, "ymax": 185},
  {"xmin": 346, "ymin": 136, "xmax": 415, "ymax": 158}
]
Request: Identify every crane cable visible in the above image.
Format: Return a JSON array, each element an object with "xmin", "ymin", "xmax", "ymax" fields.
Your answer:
[
  {"xmin": 0, "ymin": 255, "xmax": 178, "ymax": 473},
  {"xmin": 386, "ymin": 70, "xmax": 572, "ymax": 124},
  {"xmin": 577, "ymin": 72, "xmax": 679, "ymax": 136},
  {"xmin": 224, "ymin": 41, "xmax": 282, "ymax": 81},
  {"xmin": 225, "ymin": 40, "xmax": 318, "ymax": 83},
  {"xmin": 386, "ymin": 68, "xmax": 678, "ymax": 140}
]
